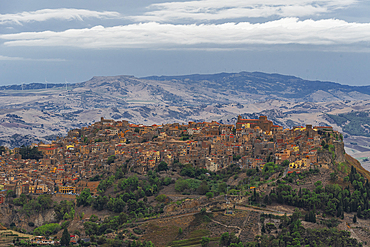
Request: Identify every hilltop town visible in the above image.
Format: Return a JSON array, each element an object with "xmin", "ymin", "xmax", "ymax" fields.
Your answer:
[
  {"xmin": 1, "ymin": 115, "xmax": 368, "ymax": 247},
  {"xmin": 0, "ymin": 115, "xmax": 343, "ymax": 201}
]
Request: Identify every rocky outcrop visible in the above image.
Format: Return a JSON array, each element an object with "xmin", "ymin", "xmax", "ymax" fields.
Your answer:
[
  {"xmin": 0, "ymin": 205, "xmax": 55, "ymax": 230},
  {"xmin": 334, "ymin": 141, "xmax": 345, "ymax": 163},
  {"xmin": 318, "ymin": 151, "xmax": 333, "ymax": 165},
  {"xmin": 33, "ymin": 210, "xmax": 55, "ymax": 227}
]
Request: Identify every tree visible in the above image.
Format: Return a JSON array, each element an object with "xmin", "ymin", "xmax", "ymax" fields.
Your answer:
[
  {"xmin": 107, "ymin": 155, "xmax": 116, "ymax": 165},
  {"xmin": 19, "ymin": 146, "xmax": 43, "ymax": 160},
  {"xmin": 34, "ymin": 223, "xmax": 61, "ymax": 236},
  {"xmin": 218, "ymin": 182, "xmax": 227, "ymax": 193},
  {"xmin": 197, "ymin": 181, "xmax": 209, "ymax": 195},
  {"xmin": 178, "ymin": 228, "xmax": 183, "ymax": 235},
  {"xmin": 220, "ymin": 232, "xmax": 229, "ymax": 246},
  {"xmin": 61, "ymin": 227, "xmax": 70, "ymax": 246},
  {"xmin": 155, "ymin": 194, "xmax": 167, "ymax": 202},
  {"xmin": 314, "ymin": 181, "xmax": 322, "ymax": 187},
  {"xmin": 330, "ymin": 172, "xmax": 338, "ymax": 182},
  {"xmin": 282, "ymin": 160, "xmax": 290, "ymax": 167},
  {"xmin": 201, "ymin": 237, "xmax": 210, "ymax": 247},
  {"xmin": 261, "ymin": 224, "xmax": 266, "ymax": 233},
  {"xmin": 157, "ymin": 161, "xmax": 168, "ymax": 172},
  {"xmin": 206, "ymin": 192, "xmax": 214, "ymax": 199},
  {"xmin": 76, "ymin": 188, "xmax": 92, "ymax": 207},
  {"xmin": 6, "ymin": 190, "xmax": 15, "ymax": 199},
  {"xmin": 90, "ymin": 214, "xmax": 98, "ymax": 222}
]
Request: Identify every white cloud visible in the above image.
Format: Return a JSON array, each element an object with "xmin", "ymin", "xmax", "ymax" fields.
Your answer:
[
  {"xmin": 0, "ymin": 55, "xmax": 65, "ymax": 61},
  {"xmin": 0, "ymin": 18, "xmax": 370, "ymax": 50},
  {"xmin": 0, "ymin": 8, "xmax": 120, "ymax": 25},
  {"xmin": 131, "ymin": 0, "xmax": 358, "ymax": 21}
]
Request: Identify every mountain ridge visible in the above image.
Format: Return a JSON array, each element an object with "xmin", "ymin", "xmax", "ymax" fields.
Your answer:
[
  {"xmin": 143, "ymin": 71, "xmax": 370, "ymax": 100},
  {"xmin": 2, "ymin": 71, "xmax": 369, "ymax": 103}
]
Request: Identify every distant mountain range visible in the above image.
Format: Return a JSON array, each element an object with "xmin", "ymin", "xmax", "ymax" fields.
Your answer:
[
  {"xmin": 144, "ymin": 72, "xmax": 370, "ymax": 101},
  {"xmin": 2, "ymin": 71, "xmax": 370, "ymax": 103},
  {"xmin": 0, "ymin": 71, "xmax": 370, "ymax": 151}
]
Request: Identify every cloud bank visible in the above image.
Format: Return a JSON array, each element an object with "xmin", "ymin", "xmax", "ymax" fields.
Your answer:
[
  {"xmin": 1, "ymin": 18, "xmax": 369, "ymax": 49},
  {"xmin": 0, "ymin": 8, "xmax": 120, "ymax": 25},
  {"xmin": 132, "ymin": 0, "xmax": 358, "ymax": 21},
  {"xmin": 0, "ymin": 55, "xmax": 65, "ymax": 61}
]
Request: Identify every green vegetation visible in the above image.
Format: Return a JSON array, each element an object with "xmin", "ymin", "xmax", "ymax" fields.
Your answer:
[
  {"xmin": 258, "ymin": 166, "xmax": 370, "ymax": 219},
  {"xmin": 206, "ymin": 192, "xmax": 214, "ymax": 199},
  {"xmin": 83, "ymin": 213, "xmax": 128, "ymax": 236},
  {"xmin": 219, "ymin": 210, "xmax": 361, "ymax": 247},
  {"xmin": 89, "ymin": 174, "xmax": 102, "ymax": 181},
  {"xmin": 76, "ymin": 188, "xmax": 93, "ymax": 207},
  {"xmin": 201, "ymin": 236, "xmax": 210, "ymax": 247},
  {"xmin": 61, "ymin": 227, "xmax": 70, "ymax": 246},
  {"xmin": 107, "ymin": 155, "xmax": 116, "ymax": 165},
  {"xmin": 328, "ymin": 111, "xmax": 370, "ymax": 137},
  {"xmin": 19, "ymin": 145, "xmax": 43, "ymax": 160},
  {"xmin": 13, "ymin": 194, "xmax": 30, "ymax": 206},
  {"xmin": 127, "ymin": 240, "xmax": 155, "ymax": 247},
  {"xmin": 54, "ymin": 200, "xmax": 75, "ymax": 221},
  {"xmin": 155, "ymin": 194, "xmax": 167, "ymax": 202},
  {"xmin": 157, "ymin": 161, "xmax": 168, "ymax": 172},
  {"xmin": 33, "ymin": 223, "xmax": 60, "ymax": 236},
  {"xmin": 14, "ymin": 194, "xmax": 53, "ymax": 216},
  {"xmin": 76, "ymin": 170, "xmax": 171, "ymax": 220},
  {"xmin": 180, "ymin": 164, "xmax": 210, "ymax": 178},
  {"xmin": 175, "ymin": 178, "xmax": 201, "ymax": 193},
  {"xmin": 179, "ymin": 133, "xmax": 191, "ymax": 141}
]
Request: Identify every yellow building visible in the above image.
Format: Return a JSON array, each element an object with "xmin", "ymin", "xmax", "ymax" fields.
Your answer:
[
  {"xmin": 289, "ymin": 159, "xmax": 308, "ymax": 169},
  {"xmin": 59, "ymin": 186, "xmax": 76, "ymax": 194},
  {"xmin": 66, "ymin": 145, "xmax": 74, "ymax": 150},
  {"xmin": 29, "ymin": 185, "xmax": 36, "ymax": 194},
  {"xmin": 241, "ymin": 123, "xmax": 251, "ymax": 129}
]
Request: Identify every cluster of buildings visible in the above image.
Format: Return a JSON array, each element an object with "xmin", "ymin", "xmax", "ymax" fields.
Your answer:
[{"xmin": 0, "ymin": 116, "xmax": 341, "ymax": 203}]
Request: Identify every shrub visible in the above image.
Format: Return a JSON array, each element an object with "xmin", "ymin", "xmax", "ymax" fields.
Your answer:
[
  {"xmin": 133, "ymin": 228, "xmax": 143, "ymax": 234},
  {"xmin": 206, "ymin": 192, "xmax": 214, "ymax": 199},
  {"xmin": 33, "ymin": 223, "xmax": 61, "ymax": 236},
  {"xmin": 61, "ymin": 221, "xmax": 70, "ymax": 229},
  {"xmin": 155, "ymin": 194, "xmax": 167, "ymax": 202},
  {"xmin": 157, "ymin": 161, "xmax": 168, "ymax": 172}
]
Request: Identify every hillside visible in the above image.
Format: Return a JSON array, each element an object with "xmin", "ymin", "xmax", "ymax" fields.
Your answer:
[{"xmin": 1, "ymin": 117, "xmax": 370, "ymax": 246}]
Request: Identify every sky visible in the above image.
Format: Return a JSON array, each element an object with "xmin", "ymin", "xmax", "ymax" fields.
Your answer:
[{"xmin": 0, "ymin": 0, "xmax": 370, "ymax": 86}]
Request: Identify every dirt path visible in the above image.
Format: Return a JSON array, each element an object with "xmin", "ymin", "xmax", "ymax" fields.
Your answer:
[
  {"xmin": 235, "ymin": 205, "xmax": 292, "ymax": 216},
  {"xmin": 210, "ymin": 219, "xmax": 243, "ymax": 237}
]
